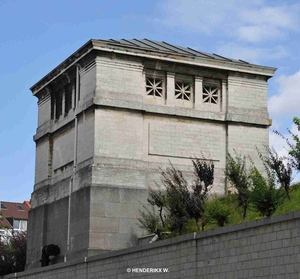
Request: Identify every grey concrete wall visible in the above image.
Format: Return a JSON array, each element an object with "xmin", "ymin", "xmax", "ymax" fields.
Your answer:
[
  {"xmin": 34, "ymin": 136, "xmax": 50, "ymax": 184},
  {"xmin": 28, "ymin": 52, "xmax": 273, "ymax": 270},
  {"xmin": 227, "ymin": 124, "xmax": 269, "ymax": 175},
  {"xmin": 8, "ymin": 211, "xmax": 300, "ymax": 279}
]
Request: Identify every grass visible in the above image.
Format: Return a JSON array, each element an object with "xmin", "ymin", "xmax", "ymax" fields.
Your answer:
[{"xmin": 165, "ymin": 182, "xmax": 300, "ymax": 236}]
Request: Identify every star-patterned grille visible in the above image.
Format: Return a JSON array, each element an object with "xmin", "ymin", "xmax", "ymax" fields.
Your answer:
[
  {"xmin": 146, "ymin": 78, "xmax": 164, "ymax": 97},
  {"xmin": 203, "ymin": 86, "xmax": 219, "ymax": 104},
  {"xmin": 175, "ymin": 82, "xmax": 192, "ymax": 101}
]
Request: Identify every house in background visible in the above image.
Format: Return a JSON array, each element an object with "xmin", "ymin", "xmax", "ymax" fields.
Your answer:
[
  {"xmin": 28, "ymin": 39, "xmax": 276, "ymax": 269},
  {"xmin": 0, "ymin": 201, "xmax": 31, "ymax": 231}
]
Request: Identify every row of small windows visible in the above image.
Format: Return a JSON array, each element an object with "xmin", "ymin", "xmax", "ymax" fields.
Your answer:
[
  {"xmin": 0, "ymin": 203, "xmax": 24, "ymax": 211},
  {"xmin": 51, "ymin": 75, "xmax": 220, "ymax": 121},
  {"xmin": 146, "ymin": 77, "xmax": 220, "ymax": 104},
  {"xmin": 52, "ymin": 83, "xmax": 75, "ymax": 120}
]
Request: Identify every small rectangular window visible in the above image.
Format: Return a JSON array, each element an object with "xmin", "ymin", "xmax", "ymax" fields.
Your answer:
[
  {"xmin": 64, "ymin": 84, "xmax": 73, "ymax": 114},
  {"xmin": 13, "ymin": 219, "xmax": 20, "ymax": 230},
  {"xmin": 16, "ymin": 205, "xmax": 24, "ymax": 211},
  {"xmin": 55, "ymin": 90, "xmax": 63, "ymax": 119},
  {"xmin": 1, "ymin": 203, "xmax": 6, "ymax": 209}
]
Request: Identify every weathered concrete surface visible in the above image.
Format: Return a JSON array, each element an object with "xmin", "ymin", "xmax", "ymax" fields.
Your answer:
[
  {"xmin": 7, "ymin": 211, "xmax": 300, "ymax": 278},
  {"xmin": 28, "ymin": 41, "xmax": 274, "ymax": 269}
]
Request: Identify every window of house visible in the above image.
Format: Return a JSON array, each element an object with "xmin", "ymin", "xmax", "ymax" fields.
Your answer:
[
  {"xmin": 202, "ymin": 79, "xmax": 221, "ymax": 105},
  {"xmin": 146, "ymin": 77, "xmax": 164, "ymax": 97},
  {"xmin": 0, "ymin": 203, "xmax": 6, "ymax": 209},
  {"xmin": 16, "ymin": 205, "xmax": 24, "ymax": 211},
  {"xmin": 13, "ymin": 219, "xmax": 27, "ymax": 230}
]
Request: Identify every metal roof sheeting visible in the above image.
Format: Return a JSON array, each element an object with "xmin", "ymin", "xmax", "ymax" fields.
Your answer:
[{"xmin": 104, "ymin": 38, "xmax": 250, "ymax": 65}]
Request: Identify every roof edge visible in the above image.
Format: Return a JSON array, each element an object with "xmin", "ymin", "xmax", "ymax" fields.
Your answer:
[
  {"xmin": 30, "ymin": 39, "xmax": 277, "ymax": 95},
  {"xmin": 93, "ymin": 40, "xmax": 277, "ymax": 77},
  {"xmin": 30, "ymin": 39, "xmax": 95, "ymax": 95}
]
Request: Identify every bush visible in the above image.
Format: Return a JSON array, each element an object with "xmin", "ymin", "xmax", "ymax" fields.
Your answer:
[
  {"xmin": 138, "ymin": 158, "xmax": 214, "ymax": 235},
  {"xmin": 0, "ymin": 230, "xmax": 27, "ymax": 276},
  {"xmin": 205, "ymin": 197, "xmax": 232, "ymax": 227},
  {"xmin": 225, "ymin": 153, "xmax": 252, "ymax": 218},
  {"xmin": 250, "ymin": 167, "xmax": 285, "ymax": 217},
  {"xmin": 137, "ymin": 204, "xmax": 166, "ymax": 236}
]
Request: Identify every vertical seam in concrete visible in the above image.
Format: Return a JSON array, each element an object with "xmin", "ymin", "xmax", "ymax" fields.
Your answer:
[
  {"xmin": 148, "ymin": 122, "xmax": 150, "ymax": 156},
  {"xmin": 225, "ymin": 77, "xmax": 229, "ymax": 194}
]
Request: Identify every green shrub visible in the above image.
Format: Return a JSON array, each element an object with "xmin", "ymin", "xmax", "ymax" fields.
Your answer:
[
  {"xmin": 138, "ymin": 158, "xmax": 215, "ymax": 235},
  {"xmin": 137, "ymin": 204, "xmax": 165, "ymax": 236},
  {"xmin": 225, "ymin": 153, "xmax": 252, "ymax": 218},
  {"xmin": 250, "ymin": 167, "xmax": 285, "ymax": 217},
  {"xmin": 205, "ymin": 198, "xmax": 232, "ymax": 227}
]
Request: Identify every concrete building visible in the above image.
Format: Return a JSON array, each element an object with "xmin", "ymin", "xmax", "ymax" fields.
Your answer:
[{"xmin": 27, "ymin": 39, "xmax": 276, "ymax": 268}]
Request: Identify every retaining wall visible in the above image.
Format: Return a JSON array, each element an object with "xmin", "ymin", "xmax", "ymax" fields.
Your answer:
[{"xmin": 3, "ymin": 211, "xmax": 300, "ymax": 279}]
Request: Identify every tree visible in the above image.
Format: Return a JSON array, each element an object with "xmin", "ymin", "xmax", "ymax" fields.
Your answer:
[
  {"xmin": 0, "ymin": 230, "xmax": 27, "ymax": 276},
  {"xmin": 139, "ymin": 157, "xmax": 215, "ymax": 235},
  {"xmin": 158, "ymin": 163, "xmax": 191, "ymax": 234},
  {"xmin": 274, "ymin": 116, "xmax": 300, "ymax": 172},
  {"xmin": 191, "ymin": 158, "xmax": 214, "ymax": 229},
  {"xmin": 250, "ymin": 167, "xmax": 285, "ymax": 217},
  {"xmin": 225, "ymin": 153, "xmax": 251, "ymax": 219},
  {"xmin": 267, "ymin": 147, "xmax": 292, "ymax": 200},
  {"xmin": 205, "ymin": 197, "xmax": 232, "ymax": 227}
]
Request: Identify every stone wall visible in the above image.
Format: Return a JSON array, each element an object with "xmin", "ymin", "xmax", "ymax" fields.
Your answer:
[
  {"xmin": 28, "ymin": 51, "xmax": 272, "ymax": 268},
  {"xmin": 7, "ymin": 211, "xmax": 300, "ymax": 279}
]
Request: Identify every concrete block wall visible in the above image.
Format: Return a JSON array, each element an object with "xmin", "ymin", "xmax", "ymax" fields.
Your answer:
[
  {"xmin": 9, "ymin": 211, "xmax": 300, "ymax": 279},
  {"xmin": 37, "ymin": 93, "xmax": 51, "ymax": 127},
  {"xmin": 95, "ymin": 56, "xmax": 144, "ymax": 103},
  {"xmin": 94, "ymin": 109, "xmax": 143, "ymax": 160},
  {"xmin": 52, "ymin": 126, "xmax": 74, "ymax": 171},
  {"xmin": 76, "ymin": 109, "xmax": 94, "ymax": 165},
  {"xmin": 88, "ymin": 186, "xmax": 148, "ymax": 252},
  {"xmin": 28, "ymin": 51, "xmax": 272, "ymax": 269},
  {"xmin": 228, "ymin": 124, "xmax": 269, "ymax": 174},
  {"xmin": 227, "ymin": 74, "xmax": 269, "ymax": 124},
  {"xmin": 79, "ymin": 61, "xmax": 96, "ymax": 106},
  {"xmin": 34, "ymin": 136, "xmax": 50, "ymax": 184}
]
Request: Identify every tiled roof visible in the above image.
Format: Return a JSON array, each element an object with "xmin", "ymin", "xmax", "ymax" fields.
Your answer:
[
  {"xmin": 0, "ymin": 201, "xmax": 30, "ymax": 228},
  {"xmin": 103, "ymin": 38, "xmax": 251, "ymax": 65}
]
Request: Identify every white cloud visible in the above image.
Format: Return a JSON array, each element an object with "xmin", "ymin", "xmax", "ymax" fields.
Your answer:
[
  {"xmin": 159, "ymin": 0, "xmax": 300, "ymax": 43},
  {"xmin": 268, "ymin": 71, "xmax": 300, "ymax": 117},
  {"xmin": 237, "ymin": 25, "xmax": 283, "ymax": 43},
  {"xmin": 238, "ymin": 5, "xmax": 299, "ymax": 42},
  {"xmin": 242, "ymin": 5, "xmax": 299, "ymax": 28},
  {"xmin": 217, "ymin": 43, "xmax": 287, "ymax": 64}
]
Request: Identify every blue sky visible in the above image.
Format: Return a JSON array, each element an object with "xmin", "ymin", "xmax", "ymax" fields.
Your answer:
[{"xmin": 1, "ymin": 0, "xmax": 300, "ymax": 202}]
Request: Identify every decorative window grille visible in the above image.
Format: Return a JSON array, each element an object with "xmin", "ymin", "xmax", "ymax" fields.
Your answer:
[
  {"xmin": 202, "ymin": 85, "xmax": 219, "ymax": 104},
  {"xmin": 175, "ymin": 81, "xmax": 192, "ymax": 101},
  {"xmin": 146, "ymin": 77, "xmax": 164, "ymax": 97}
]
